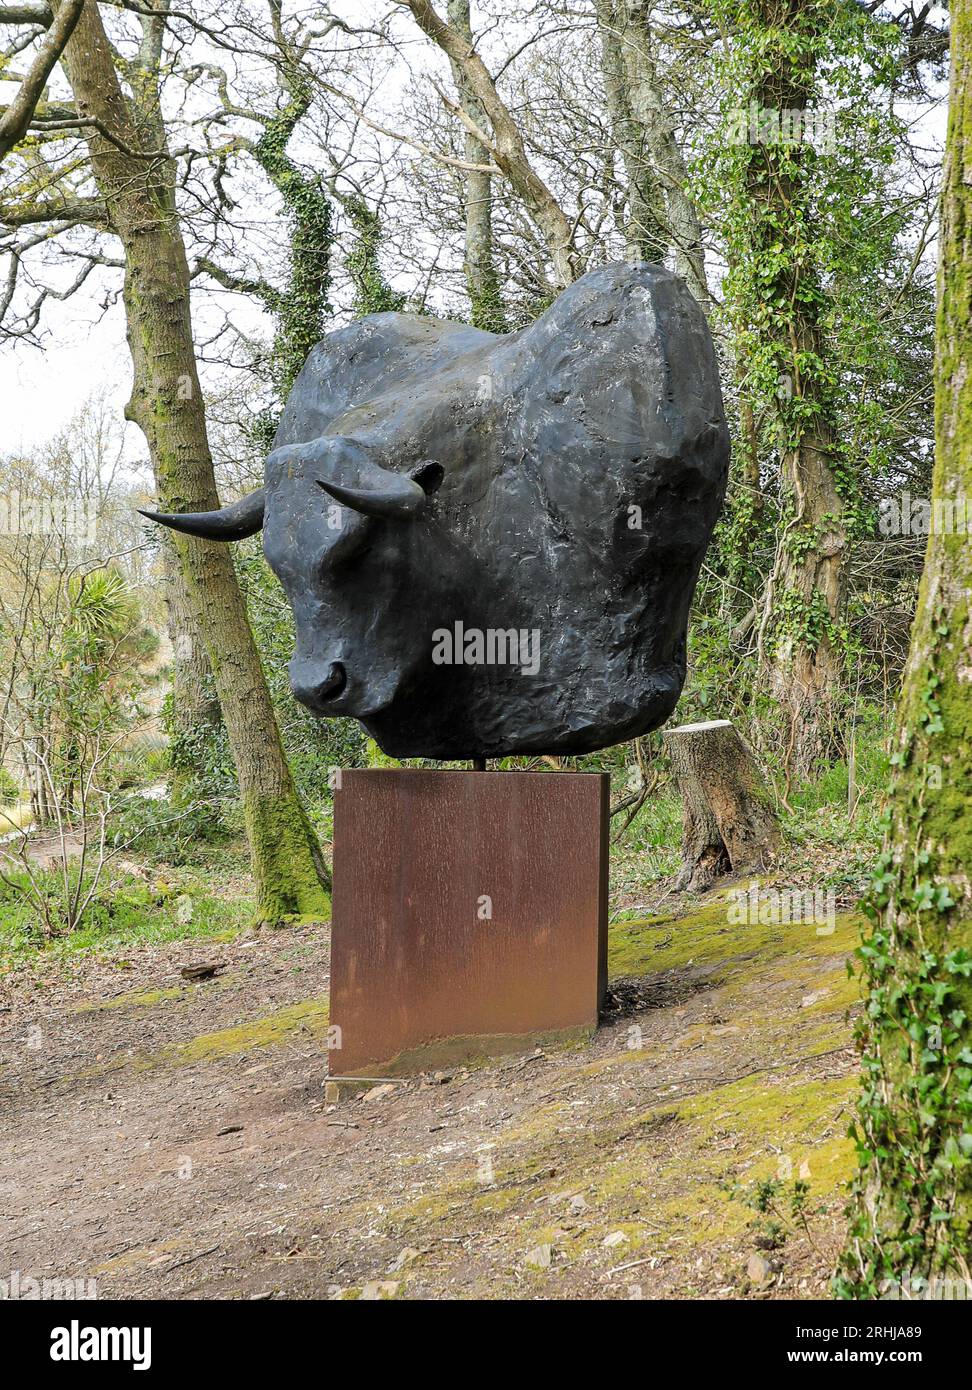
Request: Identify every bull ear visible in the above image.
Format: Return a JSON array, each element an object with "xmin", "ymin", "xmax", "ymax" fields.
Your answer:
[
  {"xmin": 138, "ymin": 488, "xmax": 265, "ymax": 541},
  {"xmin": 316, "ymin": 466, "xmax": 427, "ymax": 520},
  {"xmin": 410, "ymin": 459, "xmax": 444, "ymax": 494}
]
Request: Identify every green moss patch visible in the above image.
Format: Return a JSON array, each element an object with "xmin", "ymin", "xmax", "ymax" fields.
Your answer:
[
  {"xmin": 148, "ymin": 997, "xmax": 330, "ymax": 1066},
  {"xmin": 73, "ymin": 985, "xmax": 190, "ymax": 1013},
  {"xmin": 609, "ymin": 889, "xmax": 863, "ymax": 983}
]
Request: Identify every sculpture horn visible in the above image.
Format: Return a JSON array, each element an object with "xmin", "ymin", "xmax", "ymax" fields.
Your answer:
[
  {"xmin": 138, "ymin": 488, "xmax": 265, "ymax": 541},
  {"xmin": 316, "ymin": 472, "xmax": 427, "ymax": 520}
]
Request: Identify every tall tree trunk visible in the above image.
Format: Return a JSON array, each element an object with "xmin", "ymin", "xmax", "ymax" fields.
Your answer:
[
  {"xmin": 130, "ymin": 2, "xmax": 223, "ymax": 783},
  {"xmin": 738, "ymin": 0, "xmax": 847, "ymax": 777},
  {"xmin": 840, "ymin": 0, "xmax": 972, "ymax": 1296},
  {"xmin": 764, "ymin": 430, "xmax": 846, "ymax": 776},
  {"xmin": 54, "ymin": 0, "xmax": 328, "ymax": 921},
  {"xmin": 447, "ymin": 0, "xmax": 508, "ymax": 331},
  {"xmin": 161, "ymin": 542, "xmax": 221, "ymax": 796},
  {"xmin": 614, "ymin": 0, "xmax": 709, "ymax": 305},
  {"xmin": 594, "ymin": 0, "xmax": 668, "ymax": 265}
]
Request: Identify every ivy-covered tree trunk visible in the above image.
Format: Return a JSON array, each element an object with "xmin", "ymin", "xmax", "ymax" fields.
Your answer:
[
  {"xmin": 727, "ymin": 0, "xmax": 848, "ymax": 777},
  {"xmin": 250, "ymin": 59, "xmax": 332, "ymax": 404},
  {"xmin": 54, "ymin": 0, "xmax": 328, "ymax": 922},
  {"xmin": 839, "ymin": 0, "xmax": 972, "ymax": 1295},
  {"xmin": 766, "ymin": 429, "xmax": 846, "ymax": 777},
  {"xmin": 342, "ymin": 194, "xmax": 407, "ymax": 318}
]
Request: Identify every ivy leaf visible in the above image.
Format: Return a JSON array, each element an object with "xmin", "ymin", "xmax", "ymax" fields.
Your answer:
[
  {"xmin": 912, "ymin": 881, "xmax": 936, "ymax": 911},
  {"xmin": 935, "ymin": 884, "xmax": 956, "ymax": 912},
  {"xmin": 943, "ymin": 1137, "xmax": 969, "ymax": 1167},
  {"xmin": 945, "ymin": 950, "xmax": 972, "ymax": 978}
]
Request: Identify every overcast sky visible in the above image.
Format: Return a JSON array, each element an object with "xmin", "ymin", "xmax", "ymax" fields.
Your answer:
[
  {"xmin": 1, "ymin": 302, "xmax": 133, "ymax": 453},
  {"xmin": 0, "ymin": 2, "xmax": 948, "ymax": 463},
  {"xmin": 0, "ymin": 0, "xmax": 407, "ymax": 461}
]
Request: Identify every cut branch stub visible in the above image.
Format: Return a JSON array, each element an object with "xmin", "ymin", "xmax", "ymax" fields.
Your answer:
[{"xmin": 662, "ymin": 719, "xmax": 780, "ymax": 892}]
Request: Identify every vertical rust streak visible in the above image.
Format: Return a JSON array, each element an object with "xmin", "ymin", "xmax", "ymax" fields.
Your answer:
[{"xmin": 330, "ymin": 770, "xmax": 609, "ymax": 1076}]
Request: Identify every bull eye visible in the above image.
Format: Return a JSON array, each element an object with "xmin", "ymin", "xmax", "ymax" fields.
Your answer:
[{"xmin": 410, "ymin": 460, "xmax": 444, "ymax": 495}]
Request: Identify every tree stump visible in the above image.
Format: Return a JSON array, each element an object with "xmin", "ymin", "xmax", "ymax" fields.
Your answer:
[{"xmin": 662, "ymin": 720, "xmax": 780, "ymax": 892}]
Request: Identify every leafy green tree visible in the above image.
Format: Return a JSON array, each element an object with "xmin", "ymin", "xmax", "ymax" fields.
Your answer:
[{"xmin": 703, "ymin": 0, "xmax": 907, "ymax": 775}]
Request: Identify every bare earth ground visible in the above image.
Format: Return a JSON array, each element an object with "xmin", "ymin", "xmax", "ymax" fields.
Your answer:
[{"xmin": 0, "ymin": 889, "xmax": 863, "ymax": 1300}]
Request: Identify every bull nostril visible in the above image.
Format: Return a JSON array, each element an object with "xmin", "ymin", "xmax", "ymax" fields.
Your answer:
[{"xmin": 317, "ymin": 662, "xmax": 347, "ymax": 701}]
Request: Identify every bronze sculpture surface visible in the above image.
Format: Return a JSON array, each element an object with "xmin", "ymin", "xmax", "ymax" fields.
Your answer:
[{"xmin": 145, "ymin": 262, "xmax": 728, "ymax": 759}]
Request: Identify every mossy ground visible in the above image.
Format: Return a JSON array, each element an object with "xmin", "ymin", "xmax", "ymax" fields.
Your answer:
[
  {"xmin": 0, "ymin": 855, "xmax": 254, "ymax": 968},
  {"xmin": 0, "ymin": 768, "xmax": 874, "ymax": 1299},
  {"xmin": 325, "ymin": 891, "xmax": 861, "ymax": 1298}
]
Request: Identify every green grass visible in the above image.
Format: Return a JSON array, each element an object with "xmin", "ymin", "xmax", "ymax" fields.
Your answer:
[
  {"xmin": 1, "ymin": 718, "xmax": 891, "ymax": 973},
  {"xmin": 609, "ymin": 778, "xmax": 684, "ymax": 899},
  {"xmin": 0, "ymin": 862, "xmax": 253, "ymax": 969},
  {"xmin": 610, "ymin": 718, "xmax": 889, "ymax": 903}
]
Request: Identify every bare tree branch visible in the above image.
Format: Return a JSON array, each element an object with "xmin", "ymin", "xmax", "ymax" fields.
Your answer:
[
  {"xmin": 396, "ymin": 0, "xmax": 581, "ymax": 285},
  {"xmin": 0, "ymin": 5, "xmax": 53, "ymax": 23},
  {"xmin": 0, "ymin": 0, "xmax": 84, "ymax": 161},
  {"xmin": 318, "ymin": 75, "xmax": 500, "ymax": 175}
]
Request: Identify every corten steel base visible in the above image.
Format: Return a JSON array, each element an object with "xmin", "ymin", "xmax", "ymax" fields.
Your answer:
[{"xmin": 329, "ymin": 770, "xmax": 609, "ymax": 1077}]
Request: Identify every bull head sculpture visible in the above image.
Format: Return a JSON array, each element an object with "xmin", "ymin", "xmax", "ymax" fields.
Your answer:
[{"xmin": 143, "ymin": 262, "xmax": 729, "ymax": 759}]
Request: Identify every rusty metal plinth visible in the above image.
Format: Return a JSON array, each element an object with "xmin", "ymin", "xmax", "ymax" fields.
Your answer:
[{"xmin": 329, "ymin": 770, "xmax": 608, "ymax": 1077}]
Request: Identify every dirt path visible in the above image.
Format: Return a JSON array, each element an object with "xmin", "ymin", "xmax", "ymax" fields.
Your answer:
[{"xmin": 0, "ymin": 893, "xmax": 862, "ymax": 1300}]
